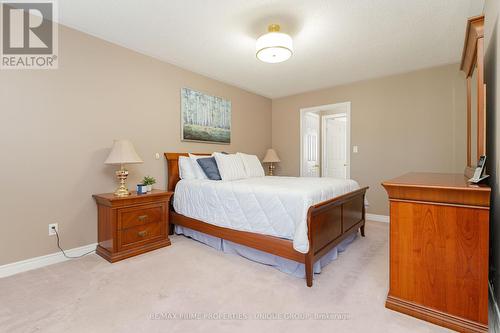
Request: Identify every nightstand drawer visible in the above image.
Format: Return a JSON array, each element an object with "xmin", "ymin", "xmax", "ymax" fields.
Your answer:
[
  {"xmin": 118, "ymin": 204, "xmax": 163, "ymax": 230},
  {"xmin": 119, "ymin": 222, "xmax": 163, "ymax": 248}
]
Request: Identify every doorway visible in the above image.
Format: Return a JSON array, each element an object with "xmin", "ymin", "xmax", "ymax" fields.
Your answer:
[{"xmin": 300, "ymin": 102, "xmax": 351, "ymax": 178}]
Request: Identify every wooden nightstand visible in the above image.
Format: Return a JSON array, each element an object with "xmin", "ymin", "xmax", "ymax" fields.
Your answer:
[{"xmin": 93, "ymin": 190, "xmax": 173, "ymax": 262}]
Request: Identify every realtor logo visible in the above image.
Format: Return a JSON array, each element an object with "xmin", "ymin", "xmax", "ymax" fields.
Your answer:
[{"xmin": 1, "ymin": 0, "xmax": 58, "ymax": 69}]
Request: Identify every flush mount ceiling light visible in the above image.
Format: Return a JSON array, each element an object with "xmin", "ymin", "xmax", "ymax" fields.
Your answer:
[{"xmin": 256, "ymin": 24, "xmax": 293, "ymax": 63}]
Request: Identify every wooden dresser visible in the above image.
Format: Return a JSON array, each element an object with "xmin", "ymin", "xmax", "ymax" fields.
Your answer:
[
  {"xmin": 382, "ymin": 172, "xmax": 490, "ymax": 333},
  {"xmin": 93, "ymin": 190, "xmax": 173, "ymax": 262}
]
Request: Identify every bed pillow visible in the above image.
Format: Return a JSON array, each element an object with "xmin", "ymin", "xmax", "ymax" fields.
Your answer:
[
  {"xmin": 188, "ymin": 153, "xmax": 209, "ymax": 179},
  {"xmin": 213, "ymin": 153, "xmax": 248, "ymax": 181},
  {"xmin": 237, "ymin": 152, "xmax": 265, "ymax": 177},
  {"xmin": 178, "ymin": 156, "xmax": 197, "ymax": 180},
  {"xmin": 196, "ymin": 157, "xmax": 222, "ymax": 180}
]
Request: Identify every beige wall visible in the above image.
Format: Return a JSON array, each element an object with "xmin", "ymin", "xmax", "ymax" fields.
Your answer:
[
  {"xmin": 0, "ymin": 23, "xmax": 469, "ymax": 265},
  {"xmin": 272, "ymin": 64, "xmax": 467, "ymax": 215},
  {"xmin": 0, "ymin": 25, "xmax": 272, "ymax": 265}
]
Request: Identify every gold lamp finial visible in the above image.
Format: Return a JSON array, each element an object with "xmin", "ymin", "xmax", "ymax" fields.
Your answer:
[{"xmin": 268, "ymin": 24, "xmax": 280, "ymax": 32}]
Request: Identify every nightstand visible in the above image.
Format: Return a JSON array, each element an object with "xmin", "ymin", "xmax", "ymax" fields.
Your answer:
[{"xmin": 92, "ymin": 190, "xmax": 173, "ymax": 262}]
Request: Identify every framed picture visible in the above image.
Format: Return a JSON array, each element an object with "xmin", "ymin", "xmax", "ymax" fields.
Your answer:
[{"xmin": 181, "ymin": 88, "xmax": 231, "ymax": 144}]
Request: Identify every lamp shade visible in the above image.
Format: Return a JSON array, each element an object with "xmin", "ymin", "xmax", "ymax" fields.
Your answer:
[
  {"xmin": 262, "ymin": 149, "xmax": 280, "ymax": 163},
  {"xmin": 256, "ymin": 24, "xmax": 293, "ymax": 63},
  {"xmin": 104, "ymin": 139, "xmax": 143, "ymax": 165}
]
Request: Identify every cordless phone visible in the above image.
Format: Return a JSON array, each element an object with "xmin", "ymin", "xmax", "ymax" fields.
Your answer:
[{"xmin": 468, "ymin": 155, "xmax": 489, "ymax": 183}]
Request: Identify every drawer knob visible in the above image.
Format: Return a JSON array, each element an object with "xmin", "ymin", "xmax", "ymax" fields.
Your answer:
[
  {"xmin": 138, "ymin": 230, "xmax": 148, "ymax": 237},
  {"xmin": 138, "ymin": 215, "xmax": 148, "ymax": 222}
]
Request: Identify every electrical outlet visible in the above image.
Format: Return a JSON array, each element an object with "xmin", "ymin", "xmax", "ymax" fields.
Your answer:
[
  {"xmin": 155, "ymin": 152, "xmax": 160, "ymax": 160},
  {"xmin": 48, "ymin": 223, "xmax": 58, "ymax": 236}
]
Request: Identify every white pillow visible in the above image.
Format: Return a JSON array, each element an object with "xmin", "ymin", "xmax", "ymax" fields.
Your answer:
[
  {"xmin": 178, "ymin": 156, "xmax": 197, "ymax": 180},
  {"xmin": 213, "ymin": 153, "xmax": 248, "ymax": 181},
  {"xmin": 188, "ymin": 153, "xmax": 209, "ymax": 179},
  {"xmin": 237, "ymin": 152, "xmax": 265, "ymax": 177}
]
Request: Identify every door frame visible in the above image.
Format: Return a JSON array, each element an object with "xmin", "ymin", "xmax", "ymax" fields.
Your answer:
[{"xmin": 299, "ymin": 102, "xmax": 351, "ymax": 177}]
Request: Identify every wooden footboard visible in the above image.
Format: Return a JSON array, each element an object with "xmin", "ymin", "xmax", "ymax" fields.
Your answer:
[
  {"xmin": 164, "ymin": 152, "xmax": 368, "ymax": 287},
  {"xmin": 305, "ymin": 187, "xmax": 368, "ymax": 286}
]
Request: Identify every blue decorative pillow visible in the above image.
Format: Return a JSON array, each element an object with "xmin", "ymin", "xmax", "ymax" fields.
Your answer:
[{"xmin": 197, "ymin": 157, "xmax": 222, "ymax": 180}]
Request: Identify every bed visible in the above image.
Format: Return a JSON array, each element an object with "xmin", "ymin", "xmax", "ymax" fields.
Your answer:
[{"xmin": 165, "ymin": 152, "xmax": 368, "ymax": 287}]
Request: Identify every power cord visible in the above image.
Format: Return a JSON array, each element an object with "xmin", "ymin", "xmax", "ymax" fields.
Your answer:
[{"xmin": 53, "ymin": 227, "xmax": 95, "ymax": 259}]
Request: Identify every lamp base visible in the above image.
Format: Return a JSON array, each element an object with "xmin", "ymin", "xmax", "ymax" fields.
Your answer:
[
  {"xmin": 268, "ymin": 163, "xmax": 275, "ymax": 176},
  {"xmin": 114, "ymin": 185, "xmax": 130, "ymax": 197},
  {"xmin": 114, "ymin": 166, "xmax": 130, "ymax": 197}
]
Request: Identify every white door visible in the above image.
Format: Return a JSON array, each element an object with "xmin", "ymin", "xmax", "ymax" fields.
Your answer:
[
  {"xmin": 302, "ymin": 112, "xmax": 320, "ymax": 177},
  {"xmin": 323, "ymin": 115, "xmax": 348, "ymax": 178}
]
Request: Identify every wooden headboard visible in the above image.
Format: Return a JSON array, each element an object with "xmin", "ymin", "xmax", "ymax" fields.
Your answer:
[{"xmin": 164, "ymin": 153, "xmax": 211, "ymax": 191}]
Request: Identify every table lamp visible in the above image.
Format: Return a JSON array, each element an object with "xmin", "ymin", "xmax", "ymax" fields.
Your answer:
[
  {"xmin": 262, "ymin": 148, "xmax": 280, "ymax": 176},
  {"xmin": 104, "ymin": 139, "xmax": 143, "ymax": 197}
]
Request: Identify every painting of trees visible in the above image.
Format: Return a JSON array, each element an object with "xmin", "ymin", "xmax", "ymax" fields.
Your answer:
[{"xmin": 181, "ymin": 88, "xmax": 231, "ymax": 143}]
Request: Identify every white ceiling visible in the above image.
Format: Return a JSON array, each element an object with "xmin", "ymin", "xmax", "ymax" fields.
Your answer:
[{"xmin": 58, "ymin": 0, "xmax": 484, "ymax": 98}]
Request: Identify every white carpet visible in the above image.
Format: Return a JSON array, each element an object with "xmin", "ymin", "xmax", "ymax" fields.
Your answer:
[{"xmin": 0, "ymin": 221, "xmax": 450, "ymax": 333}]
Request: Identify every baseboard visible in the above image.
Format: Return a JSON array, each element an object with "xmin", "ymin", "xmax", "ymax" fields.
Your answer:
[
  {"xmin": 386, "ymin": 295, "xmax": 488, "ymax": 332},
  {"xmin": 0, "ymin": 213, "xmax": 386, "ymax": 278},
  {"xmin": 366, "ymin": 213, "xmax": 390, "ymax": 223},
  {"xmin": 0, "ymin": 243, "xmax": 97, "ymax": 278},
  {"xmin": 490, "ymin": 282, "xmax": 500, "ymax": 333}
]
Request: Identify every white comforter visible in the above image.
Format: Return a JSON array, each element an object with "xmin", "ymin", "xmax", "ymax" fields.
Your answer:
[{"xmin": 173, "ymin": 176, "xmax": 361, "ymax": 253}]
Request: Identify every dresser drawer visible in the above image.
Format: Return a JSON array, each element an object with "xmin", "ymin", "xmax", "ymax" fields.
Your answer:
[
  {"xmin": 119, "ymin": 222, "xmax": 164, "ymax": 248},
  {"xmin": 118, "ymin": 203, "xmax": 164, "ymax": 230}
]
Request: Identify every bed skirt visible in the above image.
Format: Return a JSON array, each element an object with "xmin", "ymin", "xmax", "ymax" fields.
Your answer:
[{"xmin": 175, "ymin": 225, "xmax": 357, "ymax": 279}]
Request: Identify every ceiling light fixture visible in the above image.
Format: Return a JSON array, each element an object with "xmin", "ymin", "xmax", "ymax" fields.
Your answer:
[{"xmin": 256, "ymin": 24, "xmax": 293, "ymax": 63}]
